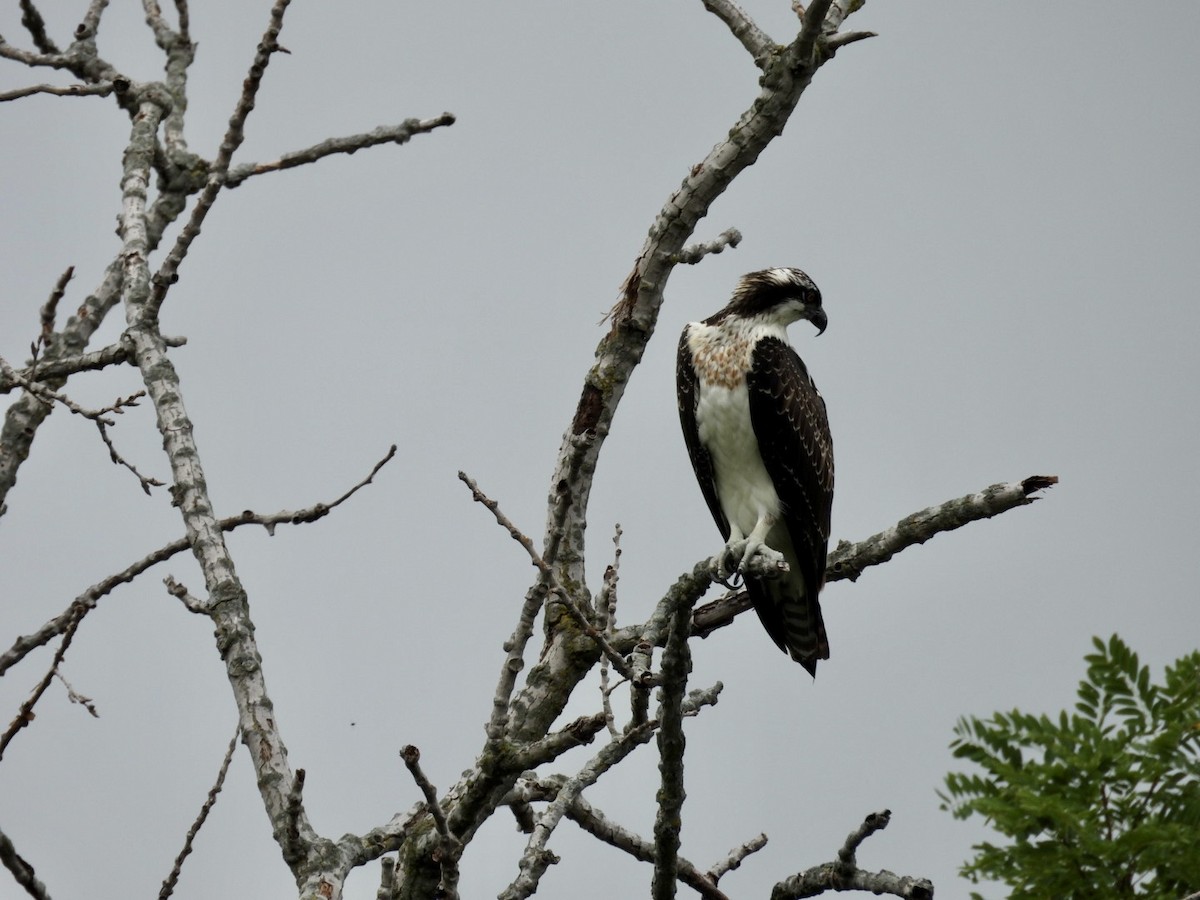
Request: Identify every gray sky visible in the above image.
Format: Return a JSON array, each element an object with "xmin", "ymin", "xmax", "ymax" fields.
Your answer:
[{"xmin": 2, "ymin": 2, "xmax": 1198, "ymax": 898}]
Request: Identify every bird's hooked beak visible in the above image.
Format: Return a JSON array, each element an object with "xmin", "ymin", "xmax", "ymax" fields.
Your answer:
[{"xmin": 809, "ymin": 307, "xmax": 828, "ymax": 335}]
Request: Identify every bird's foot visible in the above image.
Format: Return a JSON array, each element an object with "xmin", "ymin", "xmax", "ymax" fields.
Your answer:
[{"xmin": 716, "ymin": 538, "xmax": 782, "ymax": 588}]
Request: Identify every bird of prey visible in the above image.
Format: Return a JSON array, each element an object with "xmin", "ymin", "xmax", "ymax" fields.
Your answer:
[{"xmin": 676, "ymin": 267, "xmax": 834, "ymax": 676}]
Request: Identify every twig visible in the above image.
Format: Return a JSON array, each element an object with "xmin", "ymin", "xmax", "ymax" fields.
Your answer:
[
  {"xmin": 225, "ymin": 116, "xmax": 457, "ymax": 187},
  {"xmin": 676, "ymin": 228, "xmax": 742, "ymax": 265},
  {"xmin": 459, "ymin": 471, "xmax": 640, "ymax": 687},
  {"xmin": 39, "ymin": 266, "xmax": 73, "ymax": 347},
  {"xmin": 0, "ymin": 605, "xmax": 85, "ymax": 762},
  {"xmin": 0, "ymin": 826, "xmax": 51, "ymax": 900},
  {"xmin": 159, "ymin": 726, "xmax": 239, "ymax": 899},
  {"xmin": 400, "ymin": 746, "xmax": 461, "ymax": 900},
  {"xmin": 0, "ymin": 445, "xmax": 396, "ymax": 675},
  {"xmin": 0, "ymin": 357, "xmax": 165, "ymax": 492},
  {"xmin": 597, "ymin": 525, "xmax": 623, "ymax": 737},
  {"xmin": 145, "ymin": 0, "xmax": 294, "ymax": 318},
  {"xmin": 52, "ymin": 670, "xmax": 98, "ymax": 717}
]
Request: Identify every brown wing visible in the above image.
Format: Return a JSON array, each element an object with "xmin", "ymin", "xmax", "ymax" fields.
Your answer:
[
  {"xmin": 745, "ymin": 336, "xmax": 834, "ymax": 674},
  {"xmin": 676, "ymin": 326, "xmax": 730, "ymax": 541}
]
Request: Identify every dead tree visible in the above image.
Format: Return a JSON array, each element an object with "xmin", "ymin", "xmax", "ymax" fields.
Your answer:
[{"xmin": 0, "ymin": 2, "xmax": 1053, "ymax": 898}]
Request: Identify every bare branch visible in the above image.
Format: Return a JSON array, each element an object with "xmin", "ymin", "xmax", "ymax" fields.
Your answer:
[
  {"xmin": 597, "ymin": 525, "xmax": 623, "ymax": 737},
  {"xmin": 225, "ymin": 116, "xmax": 457, "ymax": 188},
  {"xmin": 0, "ymin": 337, "xmax": 186, "ymax": 394},
  {"xmin": 676, "ymin": 228, "xmax": 743, "ymax": 265},
  {"xmin": 18, "ymin": 0, "xmax": 59, "ymax": 54},
  {"xmin": 0, "ymin": 82, "xmax": 114, "ymax": 102},
  {"xmin": 282, "ymin": 770, "xmax": 309, "ymax": 865},
  {"xmin": 0, "ymin": 605, "xmax": 85, "ymax": 762},
  {"xmin": 159, "ymin": 726, "xmax": 239, "ymax": 900},
  {"xmin": 400, "ymin": 746, "xmax": 452, "ymax": 841},
  {"xmin": 653, "ymin": 587, "xmax": 694, "ymax": 900},
  {"xmin": 769, "ymin": 810, "xmax": 934, "ymax": 900},
  {"xmin": 0, "ymin": 42, "xmax": 71, "ymax": 70},
  {"xmin": 377, "ymin": 856, "xmax": 395, "ymax": 900},
  {"xmin": 825, "ymin": 30, "xmax": 876, "ymax": 51},
  {"xmin": 825, "ymin": 475, "xmax": 1058, "ymax": 584},
  {"xmin": 0, "ymin": 357, "xmax": 165, "ymax": 493},
  {"xmin": 680, "ymin": 475, "xmax": 1060, "ymax": 644},
  {"xmin": 707, "ymin": 832, "xmax": 768, "ymax": 884},
  {"xmin": 0, "ymin": 446, "xmax": 395, "ymax": 675},
  {"xmin": 0, "ymin": 826, "xmax": 50, "ymax": 900},
  {"xmin": 459, "ymin": 471, "xmax": 641, "ymax": 689},
  {"xmin": 401, "ymin": 746, "xmax": 461, "ymax": 900},
  {"xmin": 505, "ymin": 777, "xmax": 731, "ymax": 900},
  {"xmin": 835, "ymin": 808, "xmax": 889, "ymax": 878},
  {"xmin": 145, "ymin": 0, "xmax": 294, "ymax": 318},
  {"xmin": 513, "ymin": 713, "xmax": 607, "ymax": 770},
  {"xmin": 52, "ymin": 670, "xmax": 98, "ymax": 717},
  {"xmin": 500, "ymin": 724, "xmax": 656, "ymax": 900},
  {"xmin": 701, "ymin": 0, "xmax": 775, "ymax": 68},
  {"xmin": 79, "ymin": 0, "xmax": 110, "ymax": 40},
  {"xmin": 163, "ymin": 576, "xmax": 206, "ymax": 614},
  {"xmin": 37, "ymin": 266, "xmax": 73, "ymax": 349}
]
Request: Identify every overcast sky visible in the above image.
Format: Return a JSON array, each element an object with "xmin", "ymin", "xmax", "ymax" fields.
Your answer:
[{"xmin": 2, "ymin": 2, "xmax": 1198, "ymax": 898}]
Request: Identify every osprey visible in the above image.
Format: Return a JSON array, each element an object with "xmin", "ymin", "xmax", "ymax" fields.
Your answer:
[{"xmin": 676, "ymin": 267, "xmax": 834, "ymax": 676}]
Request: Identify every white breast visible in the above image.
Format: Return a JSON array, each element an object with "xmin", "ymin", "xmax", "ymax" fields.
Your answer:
[{"xmin": 687, "ymin": 320, "xmax": 786, "ymax": 539}]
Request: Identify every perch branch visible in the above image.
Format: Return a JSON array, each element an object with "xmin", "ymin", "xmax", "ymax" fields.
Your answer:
[
  {"xmin": 682, "ymin": 475, "xmax": 1059, "ymax": 644},
  {"xmin": 825, "ymin": 475, "xmax": 1058, "ymax": 584}
]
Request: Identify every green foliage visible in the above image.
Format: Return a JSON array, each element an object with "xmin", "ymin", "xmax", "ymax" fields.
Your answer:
[{"xmin": 940, "ymin": 635, "xmax": 1200, "ymax": 900}]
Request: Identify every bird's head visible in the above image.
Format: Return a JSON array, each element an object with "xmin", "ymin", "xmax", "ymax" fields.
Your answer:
[{"xmin": 720, "ymin": 267, "xmax": 826, "ymax": 334}]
